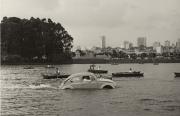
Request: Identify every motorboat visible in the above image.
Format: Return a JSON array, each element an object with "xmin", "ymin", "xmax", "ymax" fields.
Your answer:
[
  {"xmin": 24, "ymin": 66, "xmax": 34, "ymax": 69},
  {"xmin": 59, "ymin": 72, "xmax": 116, "ymax": 89},
  {"xmin": 88, "ymin": 69, "xmax": 108, "ymax": 74},
  {"xmin": 153, "ymin": 62, "xmax": 159, "ymax": 65},
  {"xmin": 112, "ymin": 71, "xmax": 144, "ymax": 77},
  {"xmin": 174, "ymin": 72, "xmax": 180, "ymax": 77},
  {"xmin": 42, "ymin": 73, "xmax": 70, "ymax": 79},
  {"xmin": 87, "ymin": 64, "xmax": 108, "ymax": 74},
  {"xmin": 110, "ymin": 62, "xmax": 119, "ymax": 65}
]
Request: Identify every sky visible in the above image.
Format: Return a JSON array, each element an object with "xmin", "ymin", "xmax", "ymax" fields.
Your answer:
[{"xmin": 1, "ymin": 0, "xmax": 180, "ymax": 49}]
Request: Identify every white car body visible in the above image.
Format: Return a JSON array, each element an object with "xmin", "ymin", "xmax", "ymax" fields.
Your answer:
[{"xmin": 59, "ymin": 72, "xmax": 116, "ymax": 89}]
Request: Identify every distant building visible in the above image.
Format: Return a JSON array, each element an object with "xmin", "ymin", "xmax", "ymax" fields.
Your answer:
[
  {"xmin": 153, "ymin": 41, "xmax": 161, "ymax": 50},
  {"xmin": 137, "ymin": 37, "xmax": 146, "ymax": 47},
  {"xmin": 124, "ymin": 41, "xmax": 129, "ymax": 49},
  {"xmin": 123, "ymin": 41, "xmax": 133, "ymax": 50},
  {"xmin": 91, "ymin": 46, "xmax": 102, "ymax": 54},
  {"xmin": 129, "ymin": 43, "xmax": 133, "ymax": 49},
  {"xmin": 164, "ymin": 40, "xmax": 170, "ymax": 47},
  {"xmin": 101, "ymin": 36, "xmax": 106, "ymax": 49},
  {"xmin": 156, "ymin": 46, "xmax": 164, "ymax": 54},
  {"xmin": 176, "ymin": 38, "xmax": 180, "ymax": 52},
  {"xmin": 172, "ymin": 43, "xmax": 176, "ymax": 48}
]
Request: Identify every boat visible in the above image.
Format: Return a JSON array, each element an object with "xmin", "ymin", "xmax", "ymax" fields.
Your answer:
[
  {"xmin": 87, "ymin": 64, "xmax": 108, "ymax": 74},
  {"xmin": 174, "ymin": 72, "xmax": 180, "ymax": 77},
  {"xmin": 110, "ymin": 62, "xmax": 119, "ymax": 65},
  {"xmin": 24, "ymin": 66, "xmax": 34, "ymax": 69},
  {"xmin": 112, "ymin": 71, "xmax": 144, "ymax": 77},
  {"xmin": 42, "ymin": 73, "xmax": 70, "ymax": 79},
  {"xmin": 88, "ymin": 69, "xmax": 108, "ymax": 74},
  {"xmin": 45, "ymin": 65, "xmax": 55, "ymax": 68},
  {"xmin": 153, "ymin": 62, "xmax": 159, "ymax": 65},
  {"xmin": 139, "ymin": 62, "xmax": 144, "ymax": 64}
]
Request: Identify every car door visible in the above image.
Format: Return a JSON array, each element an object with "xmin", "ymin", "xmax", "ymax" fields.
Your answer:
[
  {"xmin": 81, "ymin": 75, "xmax": 99, "ymax": 89},
  {"xmin": 69, "ymin": 76, "xmax": 83, "ymax": 89}
]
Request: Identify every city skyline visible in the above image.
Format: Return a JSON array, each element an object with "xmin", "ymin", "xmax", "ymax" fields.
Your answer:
[
  {"xmin": 74, "ymin": 38, "xmax": 180, "ymax": 51},
  {"xmin": 1, "ymin": 0, "xmax": 180, "ymax": 48}
]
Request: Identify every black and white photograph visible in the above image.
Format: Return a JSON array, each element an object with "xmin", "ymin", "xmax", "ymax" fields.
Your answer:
[{"xmin": 1, "ymin": 0, "xmax": 180, "ymax": 116}]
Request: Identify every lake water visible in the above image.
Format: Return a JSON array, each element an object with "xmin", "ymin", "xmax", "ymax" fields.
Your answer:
[{"xmin": 1, "ymin": 64, "xmax": 180, "ymax": 116}]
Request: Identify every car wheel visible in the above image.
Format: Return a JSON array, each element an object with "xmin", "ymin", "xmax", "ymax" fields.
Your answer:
[{"xmin": 102, "ymin": 85, "xmax": 113, "ymax": 89}]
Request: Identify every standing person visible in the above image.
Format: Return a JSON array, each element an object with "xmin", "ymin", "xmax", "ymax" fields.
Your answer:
[
  {"xmin": 129, "ymin": 68, "xmax": 132, "ymax": 72},
  {"xmin": 56, "ymin": 68, "xmax": 60, "ymax": 75},
  {"xmin": 98, "ymin": 66, "xmax": 101, "ymax": 70}
]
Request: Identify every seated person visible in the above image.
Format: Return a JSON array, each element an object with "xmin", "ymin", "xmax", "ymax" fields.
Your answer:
[
  {"xmin": 129, "ymin": 68, "xmax": 133, "ymax": 72},
  {"xmin": 83, "ymin": 76, "xmax": 91, "ymax": 81},
  {"xmin": 56, "ymin": 68, "xmax": 60, "ymax": 75}
]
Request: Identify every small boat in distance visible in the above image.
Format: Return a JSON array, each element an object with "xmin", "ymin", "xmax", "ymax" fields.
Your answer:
[
  {"xmin": 111, "ymin": 62, "xmax": 119, "ymax": 65},
  {"xmin": 174, "ymin": 72, "xmax": 180, "ymax": 77},
  {"xmin": 88, "ymin": 64, "xmax": 108, "ymax": 74},
  {"xmin": 153, "ymin": 62, "xmax": 159, "ymax": 65},
  {"xmin": 138, "ymin": 61, "xmax": 144, "ymax": 64},
  {"xmin": 24, "ymin": 66, "xmax": 34, "ymax": 69},
  {"xmin": 112, "ymin": 70, "xmax": 144, "ymax": 77},
  {"xmin": 45, "ymin": 65, "xmax": 55, "ymax": 68}
]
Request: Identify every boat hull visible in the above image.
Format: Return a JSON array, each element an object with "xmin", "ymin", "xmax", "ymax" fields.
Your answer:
[
  {"xmin": 42, "ymin": 74, "xmax": 70, "ymax": 79},
  {"xmin": 88, "ymin": 69, "xmax": 108, "ymax": 74},
  {"xmin": 112, "ymin": 72, "xmax": 143, "ymax": 77},
  {"xmin": 174, "ymin": 73, "xmax": 180, "ymax": 77}
]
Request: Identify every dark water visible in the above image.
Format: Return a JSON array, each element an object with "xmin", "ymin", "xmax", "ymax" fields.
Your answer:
[{"xmin": 1, "ymin": 64, "xmax": 180, "ymax": 116}]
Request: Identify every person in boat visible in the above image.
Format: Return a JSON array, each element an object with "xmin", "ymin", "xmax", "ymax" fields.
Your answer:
[
  {"xmin": 90, "ymin": 64, "xmax": 95, "ymax": 70},
  {"xmin": 56, "ymin": 68, "xmax": 60, "ymax": 75},
  {"xmin": 97, "ymin": 66, "xmax": 101, "ymax": 70},
  {"xmin": 129, "ymin": 68, "xmax": 133, "ymax": 72}
]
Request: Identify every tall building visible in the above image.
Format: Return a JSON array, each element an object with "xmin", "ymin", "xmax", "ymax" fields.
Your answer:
[
  {"xmin": 124, "ymin": 41, "xmax": 133, "ymax": 49},
  {"xmin": 164, "ymin": 40, "xmax": 170, "ymax": 47},
  {"xmin": 137, "ymin": 37, "xmax": 146, "ymax": 47},
  {"xmin": 176, "ymin": 38, "xmax": 180, "ymax": 48},
  {"xmin": 153, "ymin": 41, "xmax": 161, "ymax": 50},
  {"xmin": 176, "ymin": 38, "xmax": 180, "ymax": 52},
  {"xmin": 124, "ymin": 41, "xmax": 129, "ymax": 49},
  {"xmin": 101, "ymin": 36, "xmax": 106, "ymax": 49}
]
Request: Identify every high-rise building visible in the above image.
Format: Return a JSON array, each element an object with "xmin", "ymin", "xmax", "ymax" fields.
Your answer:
[
  {"xmin": 153, "ymin": 41, "xmax": 161, "ymax": 50},
  {"xmin": 124, "ymin": 41, "xmax": 129, "ymax": 49},
  {"xmin": 164, "ymin": 40, "xmax": 170, "ymax": 47},
  {"xmin": 176, "ymin": 38, "xmax": 180, "ymax": 48},
  {"xmin": 137, "ymin": 37, "xmax": 146, "ymax": 47},
  {"xmin": 176, "ymin": 38, "xmax": 180, "ymax": 52},
  {"xmin": 124, "ymin": 41, "xmax": 133, "ymax": 49},
  {"xmin": 101, "ymin": 36, "xmax": 106, "ymax": 49}
]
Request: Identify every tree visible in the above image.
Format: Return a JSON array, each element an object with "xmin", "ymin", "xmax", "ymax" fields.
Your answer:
[{"xmin": 1, "ymin": 17, "xmax": 73, "ymax": 63}]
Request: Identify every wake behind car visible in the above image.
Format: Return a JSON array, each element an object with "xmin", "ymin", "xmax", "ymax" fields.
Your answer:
[{"xmin": 59, "ymin": 72, "xmax": 116, "ymax": 89}]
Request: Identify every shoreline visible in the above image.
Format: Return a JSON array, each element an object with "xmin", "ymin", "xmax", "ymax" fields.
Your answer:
[{"xmin": 1, "ymin": 59, "xmax": 180, "ymax": 65}]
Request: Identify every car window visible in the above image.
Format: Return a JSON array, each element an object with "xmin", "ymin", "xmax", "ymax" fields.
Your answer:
[
  {"xmin": 90, "ymin": 75, "xmax": 96, "ymax": 81},
  {"xmin": 82, "ymin": 75, "xmax": 96, "ymax": 81}
]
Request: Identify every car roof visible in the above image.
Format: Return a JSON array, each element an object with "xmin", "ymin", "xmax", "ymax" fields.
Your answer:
[
  {"xmin": 69, "ymin": 72, "xmax": 95, "ymax": 78},
  {"xmin": 63, "ymin": 72, "xmax": 96, "ymax": 82}
]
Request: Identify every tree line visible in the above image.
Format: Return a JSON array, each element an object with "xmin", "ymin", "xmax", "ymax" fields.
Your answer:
[{"xmin": 1, "ymin": 17, "xmax": 73, "ymax": 63}]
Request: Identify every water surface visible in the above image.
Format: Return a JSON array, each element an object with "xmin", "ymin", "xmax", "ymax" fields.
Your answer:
[{"xmin": 1, "ymin": 64, "xmax": 180, "ymax": 116}]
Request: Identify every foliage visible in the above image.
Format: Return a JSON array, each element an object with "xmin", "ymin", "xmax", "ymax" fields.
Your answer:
[{"xmin": 1, "ymin": 17, "xmax": 73, "ymax": 63}]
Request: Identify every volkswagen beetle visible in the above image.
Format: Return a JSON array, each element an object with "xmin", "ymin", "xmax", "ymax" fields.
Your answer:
[{"xmin": 59, "ymin": 72, "xmax": 116, "ymax": 89}]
